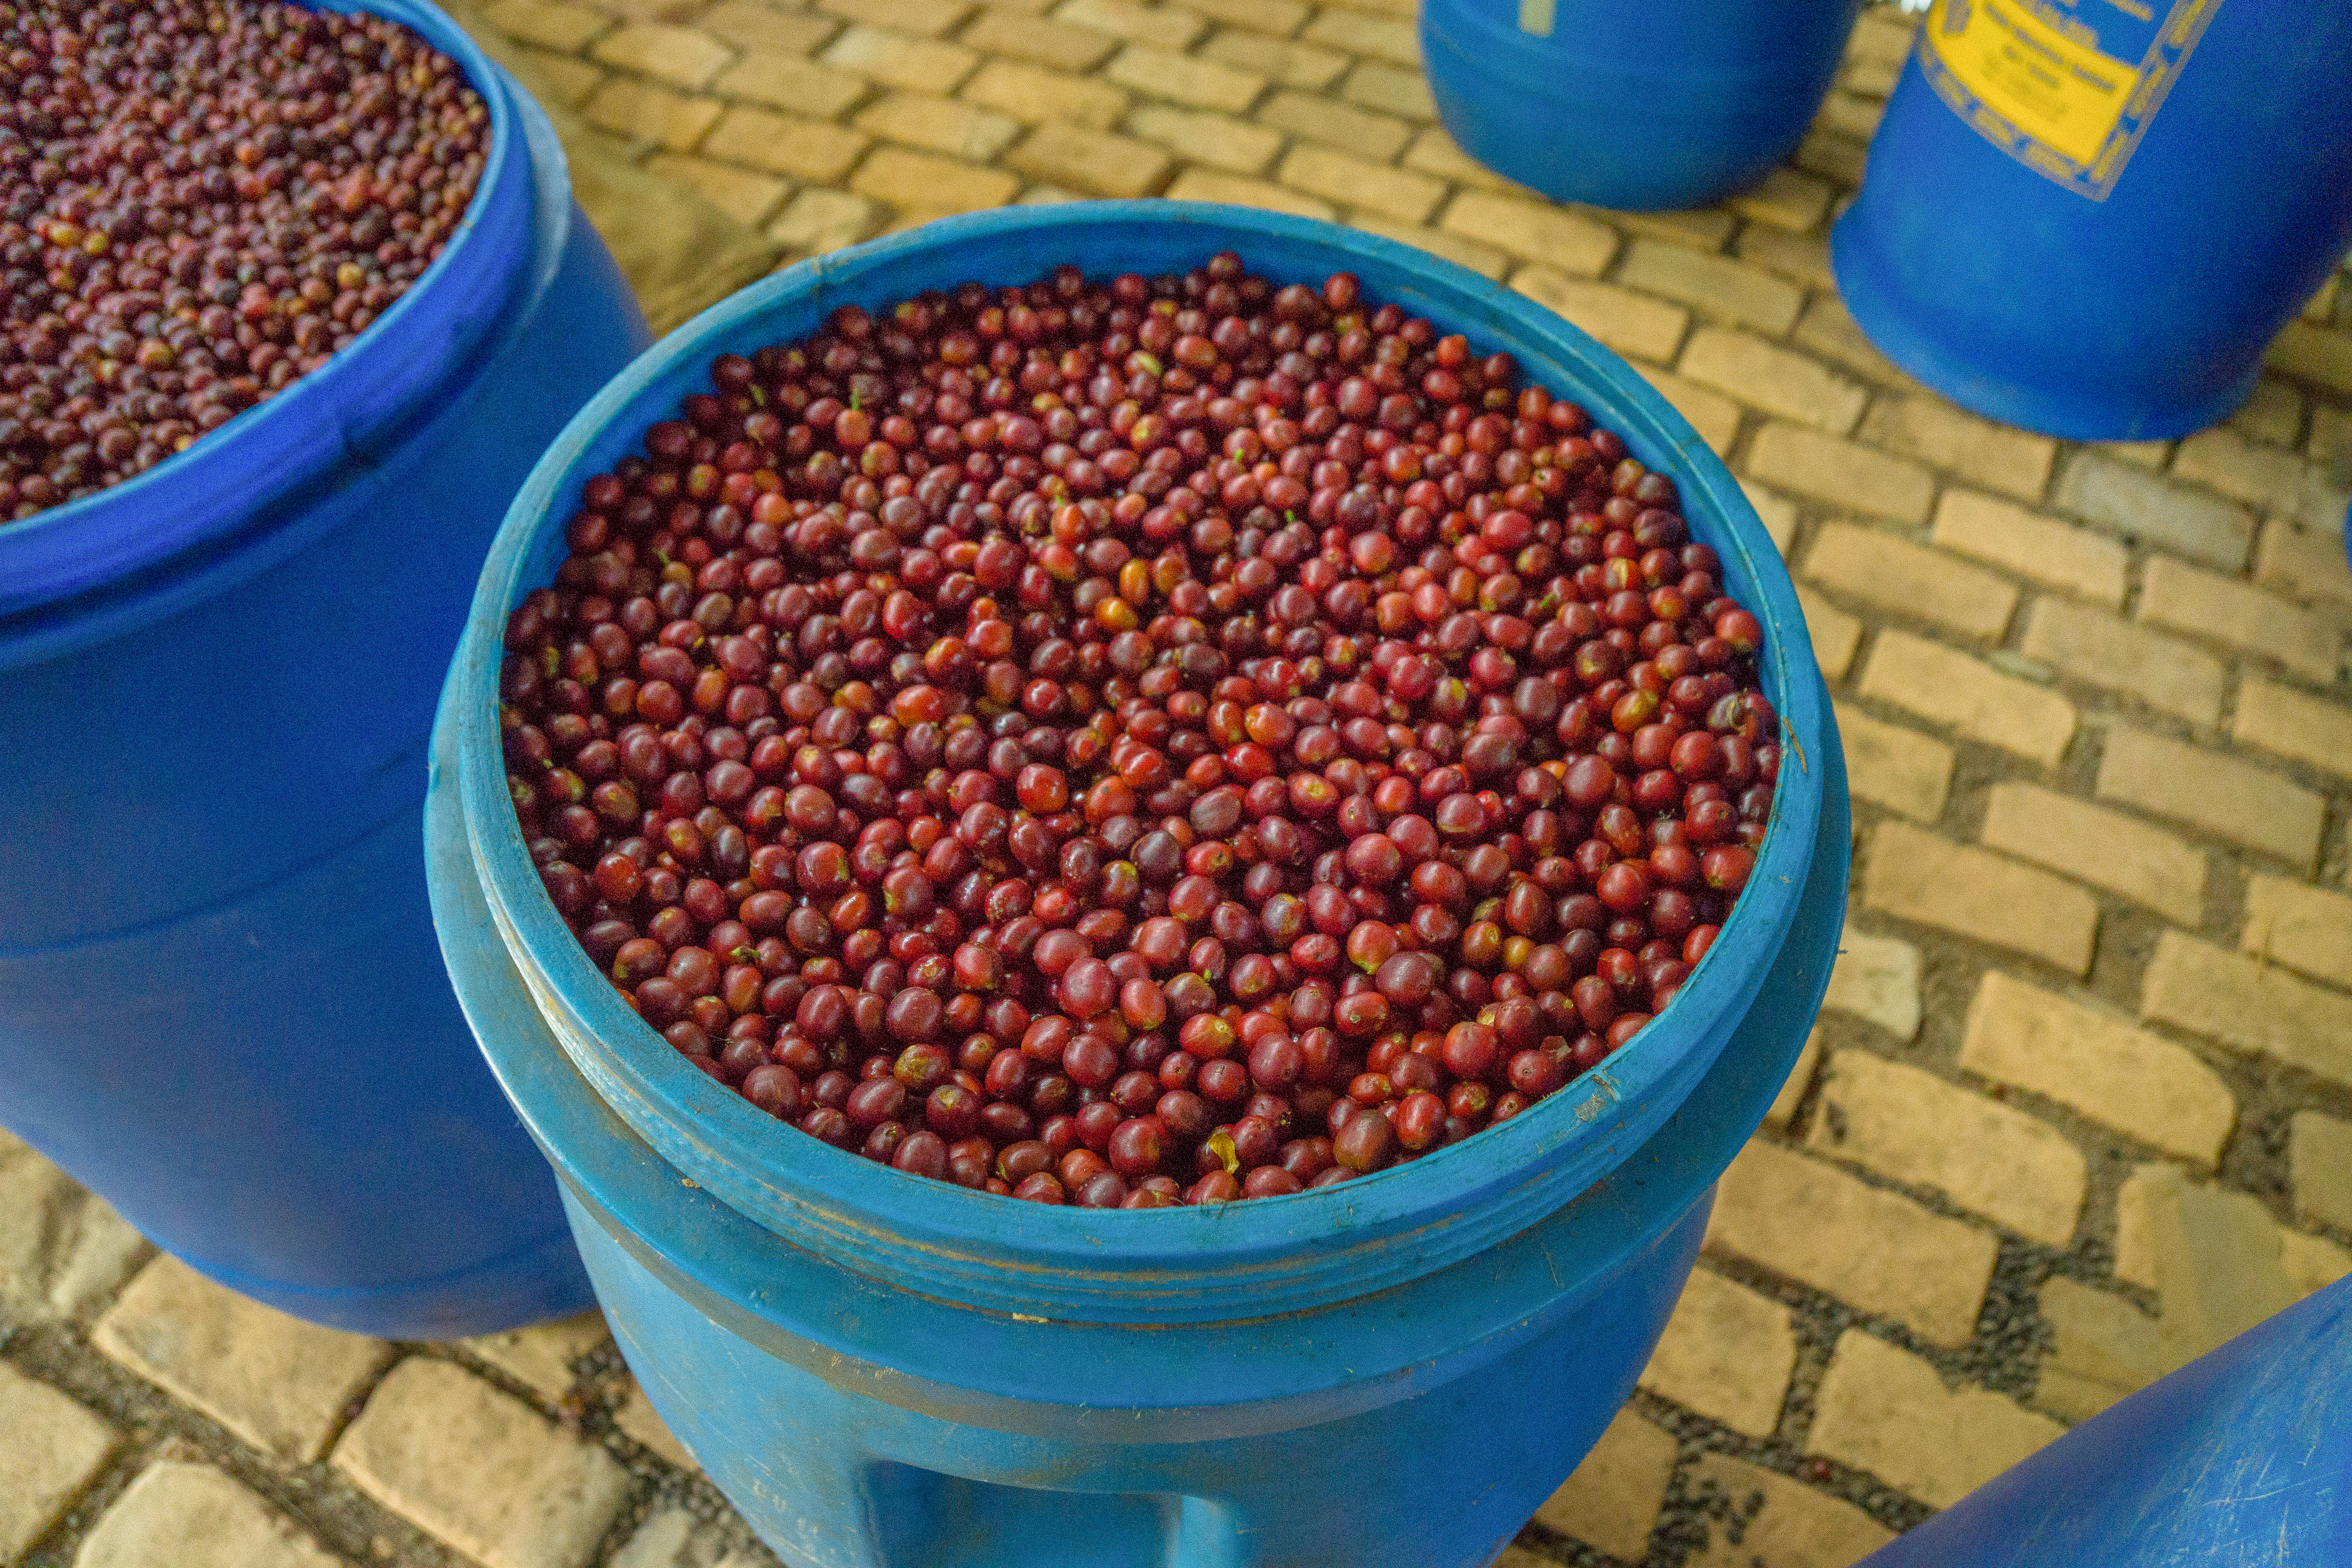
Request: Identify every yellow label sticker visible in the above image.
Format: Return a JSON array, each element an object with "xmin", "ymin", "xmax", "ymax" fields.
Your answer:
[{"xmin": 1919, "ymin": 0, "xmax": 2223, "ymax": 199}]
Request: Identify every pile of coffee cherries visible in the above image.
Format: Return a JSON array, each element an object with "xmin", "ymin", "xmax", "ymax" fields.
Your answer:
[
  {"xmin": 0, "ymin": 0, "xmax": 489, "ymax": 521},
  {"xmin": 499, "ymin": 253, "xmax": 1781, "ymax": 1208}
]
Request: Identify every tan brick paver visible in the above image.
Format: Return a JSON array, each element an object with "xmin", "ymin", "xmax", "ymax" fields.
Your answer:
[
  {"xmin": 1531, "ymin": 1410, "xmax": 1676, "ymax": 1561},
  {"xmin": 1805, "ymin": 523, "xmax": 2018, "ymax": 640},
  {"xmin": 2096, "ymin": 726, "xmax": 2325, "ymax": 870},
  {"xmin": 94, "ymin": 1257, "xmax": 394, "ymax": 1464},
  {"xmin": 1807, "ymin": 1332, "xmax": 2064, "ymax": 1508},
  {"xmin": 76, "ymin": 1461, "xmax": 348, "ymax": 1568},
  {"xmin": 0, "ymin": 1362, "xmax": 118, "ymax": 1560},
  {"xmin": 334, "ymin": 1359, "xmax": 634, "ymax": 1568},
  {"xmin": 1808, "ymin": 1048, "xmax": 2087, "ymax": 1245},
  {"xmin": 1960, "ymin": 973, "xmax": 2236, "ymax": 1166},
  {"xmin": 1705, "ymin": 1141, "xmax": 1997, "ymax": 1347},
  {"xmin": 1858, "ymin": 631, "xmax": 2075, "ymax": 766}
]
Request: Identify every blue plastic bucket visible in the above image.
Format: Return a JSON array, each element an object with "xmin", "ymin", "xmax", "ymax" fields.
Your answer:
[
  {"xmin": 427, "ymin": 202, "xmax": 1849, "ymax": 1565},
  {"xmin": 1419, "ymin": 0, "xmax": 1862, "ymax": 211},
  {"xmin": 1853, "ymin": 1273, "xmax": 2352, "ymax": 1566},
  {"xmin": 1832, "ymin": 0, "xmax": 2352, "ymax": 440},
  {"xmin": 0, "ymin": 0, "xmax": 652, "ymax": 1337}
]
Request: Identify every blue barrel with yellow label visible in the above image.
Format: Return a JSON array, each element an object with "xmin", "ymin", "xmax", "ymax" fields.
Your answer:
[{"xmin": 1832, "ymin": 0, "xmax": 2352, "ymax": 439}]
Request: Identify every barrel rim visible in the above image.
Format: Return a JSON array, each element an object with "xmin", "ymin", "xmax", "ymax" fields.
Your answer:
[
  {"xmin": 443, "ymin": 200, "xmax": 1835, "ymax": 1323},
  {"xmin": 0, "ymin": 0, "xmax": 535, "ymax": 622}
]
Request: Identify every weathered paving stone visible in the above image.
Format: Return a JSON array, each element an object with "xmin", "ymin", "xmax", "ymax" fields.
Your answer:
[
  {"xmin": 2241, "ymin": 875, "xmax": 2352, "ymax": 991},
  {"xmin": 2254, "ymin": 517, "xmax": 2352, "ymax": 608},
  {"xmin": 1961, "ymin": 972, "xmax": 2235, "ymax": 1167},
  {"xmin": 93, "ymin": 1256, "xmax": 394, "ymax": 1464},
  {"xmin": 1746, "ymin": 423, "xmax": 1935, "ymax": 524},
  {"xmin": 1636, "ymin": 1266, "xmax": 1797, "ymax": 1437},
  {"xmin": 2035, "ymin": 1276, "xmax": 2168, "ymax": 1422},
  {"xmin": 1821, "ymin": 925, "xmax": 1922, "ymax": 1040},
  {"xmin": 1678, "ymin": 328, "xmax": 1867, "ymax": 434},
  {"xmin": 1510, "ymin": 269, "xmax": 1688, "ymax": 362},
  {"xmin": 2019, "ymin": 592, "xmax": 2228, "ymax": 728},
  {"xmin": 607, "ymin": 1508, "xmax": 741, "ymax": 1568},
  {"xmin": 2136, "ymin": 556, "xmax": 2342, "ymax": 684},
  {"xmin": 1834, "ymin": 704, "xmax": 1956, "ymax": 822},
  {"xmin": 1681, "ymin": 1452, "xmax": 1896, "ymax": 1568},
  {"xmin": 74, "ymin": 1461, "xmax": 348, "ymax": 1568},
  {"xmin": 332, "ymin": 1359, "xmax": 634, "ymax": 1568},
  {"xmin": 462, "ymin": 1309, "xmax": 612, "ymax": 1403},
  {"xmin": 1858, "ymin": 630, "xmax": 2076, "ymax": 767},
  {"xmin": 1529, "ymin": 1407, "xmax": 1675, "ymax": 1561},
  {"xmin": 1705, "ymin": 1140, "xmax": 1998, "ymax": 1347},
  {"xmin": 2096, "ymin": 726, "xmax": 2325, "ymax": 872},
  {"xmin": 2052, "ymin": 450, "xmax": 2256, "ymax": 571},
  {"xmin": 1439, "ymin": 191, "xmax": 1617, "ymax": 275},
  {"xmin": 0, "ymin": 1131, "xmax": 152, "ymax": 1328},
  {"xmin": 1806, "ymin": 1331, "xmax": 2065, "ymax": 1508},
  {"xmin": 2114, "ymin": 1166, "xmax": 2327, "ymax": 1357},
  {"xmin": 1634, "ymin": 366, "xmax": 1742, "ymax": 456},
  {"xmin": 0, "ymin": 1362, "xmax": 120, "ymax": 1561},
  {"xmin": 2230, "ymin": 675, "xmax": 2352, "ymax": 778},
  {"xmin": 1807, "ymin": 1048, "xmax": 2087, "ymax": 1246},
  {"xmin": 1930, "ymin": 490, "xmax": 2128, "ymax": 607},
  {"xmin": 2289, "ymin": 1112, "xmax": 2352, "ymax": 1234},
  {"xmin": 1616, "ymin": 242, "xmax": 1803, "ymax": 336},
  {"xmin": 2140, "ymin": 933, "xmax": 2352, "ymax": 1091},
  {"xmin": 1864, "ymin": 822, "xmax": 2098, "ymax": 976},
  {"xmin": 1855, "ymin": 394, "xmax": 2057, "ymax": 503},
  {"xmin": 1978, "ymin": 780, "xmax": 2207, "ymax": 927},
  {"xmin": 1803, "ymin": 522, "xmax": 2018, "ymax": 641}
]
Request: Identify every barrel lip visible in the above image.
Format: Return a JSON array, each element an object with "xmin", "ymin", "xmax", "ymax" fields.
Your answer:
[
  {"xmin": 446, "ymin": 200, "xmax": 1835, "ymax": 1323},
  {"xmin": 0, "ymin": 0, "xmax": 537, "ymax": 626}
]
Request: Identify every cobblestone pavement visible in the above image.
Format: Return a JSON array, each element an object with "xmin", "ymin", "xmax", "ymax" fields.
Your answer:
[{"xmin": 8, "ymin": 4, "xmax": 2352, "ymax": 1566}]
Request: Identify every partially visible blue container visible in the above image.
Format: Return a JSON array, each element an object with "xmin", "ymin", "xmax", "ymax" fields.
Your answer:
[
  {"xmin": 427, "ymin": 203, "xmax": 1849, "ymax": 1566},
  {"xmin": 0, "ymin": 0, "xmax": 651, "ymax": 1336},
  {"xmin": 1833, "ymin": 0, "xmax": 2352, "ymax": 439},
  {"xmin": 1419, "ymin": 0, "xmax": 1862, "ymax": 210},
  {"xmin": 1854, "ymin": 1273, "xmax": 2352, "ymax": 1566}
]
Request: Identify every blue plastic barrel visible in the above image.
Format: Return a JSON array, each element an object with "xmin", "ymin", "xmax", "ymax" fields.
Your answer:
[
  {"xmin": 1852, "ymin": 1273, "xmax": 2352, "ymax": 1566},
  {"xmin": 0, "ymin": 0, "xmax": 652, "ymax": 1337},
  {"xmin": 426, "ymin": 203, "xmax": 1849, "ymax": 1566},
  {"xmin": 1419, "ymin": 0, "xmax": 1862, "ymax": 211},
  {"xmin": 1832, "ymin": 0, "xmax": 2352, "ymax": 439}
]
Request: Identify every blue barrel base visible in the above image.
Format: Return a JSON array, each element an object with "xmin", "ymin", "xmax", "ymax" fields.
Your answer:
[
  {"xmin": 0, "ymin": 802, "xmax": 592, "ymax": 1341},
  {"xmin": 566, "ymin": 1181, "xmax": 1708, "ymax": 1568},
  {"xmin": 1829, "ymin": 222, "xmax": 2265, "ymax": 443},
  {"xmin": 1418, "ymin": 0, "xmax": 1860, "ymax": 212},
  {"xmin": 170, "ymin": 1227, "xmax": 591, "ymax": 1342}
]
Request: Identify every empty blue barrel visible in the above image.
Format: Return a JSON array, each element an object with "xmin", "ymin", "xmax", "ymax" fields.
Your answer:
[
  {"xmin": 1854, "ymin": 1273, "xmax": 2352, "ymax": 1566},
  {"xmin": 0, "ymin": 0, "xmax": 651, "ymax": 1337},
  {"xmin": 1419, "ymin": 0, "xmax": 1862, "ymax": 211},
  {"xmin": 426, "ymin": 203, "xmax": 1849, "ymax": 1566},
  {"xmin": 1833, "ymin": 0, "xmax": 2352, "ymax": 439}
]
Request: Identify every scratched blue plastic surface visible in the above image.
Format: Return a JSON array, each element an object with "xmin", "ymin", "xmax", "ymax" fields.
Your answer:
[
  {"xmin": 1854, "ymin": 1273, "xmax": 2352, "ymax": 1567},
  {"xmin": 1419, "ymin": 0, "xmax": 1861, "ymax": 210},
  {"xmin": 1833, "ymin": 2, "xmax": 2352, "ymax": 439},
  {"xmin": 426, "ymin": 203, "xmax": 1852, "ymax": 1565},
  {"xmin": 0, "ymin": 0, "xmax": 650, "ymax": 1336}
]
